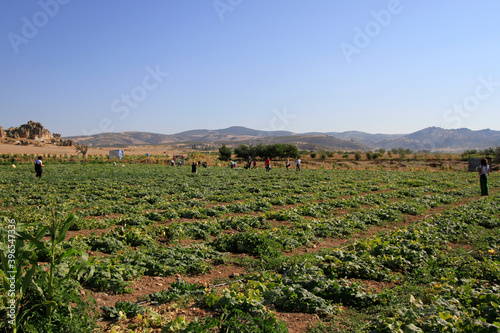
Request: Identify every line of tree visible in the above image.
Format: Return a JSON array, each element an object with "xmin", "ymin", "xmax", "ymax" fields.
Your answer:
[
  {"xmin": 390, "ymin": 147, "xmax": 413, "ymax": 155},
  {"xmin": 461, "ymin": 148, "xmax": 498, "ymax": 161},
  {"xmin": 234, "ymin": 143, "xmax": 299, "ymax": 160},
  {"xmin": 218, "ymin": 143, "xmax": 300, "ymax": 161}
]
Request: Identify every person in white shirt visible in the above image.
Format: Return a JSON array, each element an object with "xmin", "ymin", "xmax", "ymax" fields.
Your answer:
[
  {"xmin": 479, "ymin": 158, "xmax": 490, "ymax": 196},
  {"xmin": 34, "ymin": 156, "xmax": 44, "ymax": 178},
  {"xmin": 296, "ymin": 158, "xmax": 301, "ymax": 171}
]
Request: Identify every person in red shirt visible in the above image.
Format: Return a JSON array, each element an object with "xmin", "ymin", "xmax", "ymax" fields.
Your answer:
[{"xmin": 265, "ymin": 157, "xmax": 271, "ymax": 171}]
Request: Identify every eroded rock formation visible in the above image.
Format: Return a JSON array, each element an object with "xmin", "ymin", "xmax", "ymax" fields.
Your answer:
[{"xmin": 1, "ymin": 121, "xmax": 73, "ymax": 146}]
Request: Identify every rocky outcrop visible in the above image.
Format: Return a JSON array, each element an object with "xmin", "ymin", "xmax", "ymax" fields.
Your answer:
[
  {"xmin": 1, "ymin": 121, "xmax": 73, "ymax": 146},
  {"xmin": 8, "ymin": 121, "xmax": 52, "ymax": 140},
  {"xmin": 51, "ymin": 133, "xmax": 73, "ymax": 146}
]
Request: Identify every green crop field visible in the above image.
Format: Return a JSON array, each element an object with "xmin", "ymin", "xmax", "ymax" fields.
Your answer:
[{"xmin": 1, "ymin": 164, "xmax": 500, "ymax": 332}]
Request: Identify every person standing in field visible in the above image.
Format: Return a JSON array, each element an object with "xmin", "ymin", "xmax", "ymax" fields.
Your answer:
[
  {"xmin": 479, "ymin": 158, "xmax": 490, "ymax": 196},
  {"xmin": 296, "ymin": 158, "xmax": 301, "ymax": 171},
  {"xmin": 265, "ymin": 157, "xmax": 271, "ymax": 171},
  {"xmin": 34, "ymin": 156, "xmax": 44, "ymax": 178},
  {"xmin": 191, "ymin": 162, "xmax": 197, "ymax": 174},
  {"xmin": 285, "ymin": 158, "xmax": 291, "ymax": 170},
  {"xmin": 245, "ymin": 156, "xmax": 252, "ymax": 169}
]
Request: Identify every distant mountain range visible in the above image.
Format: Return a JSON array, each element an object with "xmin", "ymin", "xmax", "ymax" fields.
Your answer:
[
  {"xmin": 65, "ymin": 126, "xmax": 500, "ymax": 152},
  {"xmin": 325, "ymin": 127, "xmax": 500, "ymax": 152}
]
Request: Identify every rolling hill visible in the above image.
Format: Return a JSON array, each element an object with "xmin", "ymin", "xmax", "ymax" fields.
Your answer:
[
  {"xmin": 373, "ymin": 127, "xmax": 500, "ymax": 151},
  {"xmin": 65, "ymin": 126, "xmax": 500, "ymax": 152},
  {"xmin": 66, "ymin": 126, "xmax": 368, "ymax": 151}
]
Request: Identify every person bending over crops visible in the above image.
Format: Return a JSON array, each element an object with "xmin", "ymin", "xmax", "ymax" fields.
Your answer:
[
  {"xmin": 34, "ymin": 156, "xmax": 44, "ymax": 178},
  {"xmin": 265, "ymin": 157, "xmax": 271, "ymax": 171},
  {"xmin": 244, "ymin": 156, "xmax": 252, "ymax": 169},
  {"xmin": 479, "ymin": 158, "xmax": 490, "ymax": 196}
]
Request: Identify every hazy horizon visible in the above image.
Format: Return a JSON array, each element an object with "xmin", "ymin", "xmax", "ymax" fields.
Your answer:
[{"xmin": 57, "ymin": 124, "xmax": 496, "ymax": 139}]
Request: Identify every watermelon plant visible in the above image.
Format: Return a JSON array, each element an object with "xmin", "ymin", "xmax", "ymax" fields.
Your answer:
[{"xmin": 0, "ymin": 164, "xmax": 498, "ymax": 332}]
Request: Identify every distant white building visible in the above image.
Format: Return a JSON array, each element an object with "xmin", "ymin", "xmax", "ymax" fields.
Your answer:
[{"xmin": 109, "ymin": 149, "xmax": 124, "ymax": 160}]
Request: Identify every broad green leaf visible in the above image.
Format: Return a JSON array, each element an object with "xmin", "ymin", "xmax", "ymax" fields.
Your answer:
[{"xmin": 55, "ymin": 214, "xmax": 77, "ymax": 244}]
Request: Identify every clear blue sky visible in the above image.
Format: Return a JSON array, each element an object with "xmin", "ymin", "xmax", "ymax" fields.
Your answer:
[{"xmin": 1, "ymin": 1, "xmax": 499, "ymax": 137}]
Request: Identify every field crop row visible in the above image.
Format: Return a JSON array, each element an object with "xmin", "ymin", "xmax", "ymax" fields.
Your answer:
[{"xmin": 0, "ymin": 164, "xmax": 498, "ymax": 332}]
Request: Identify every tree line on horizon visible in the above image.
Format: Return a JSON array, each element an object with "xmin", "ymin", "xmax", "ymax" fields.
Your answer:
[
  {"xmin": 218, "ymin": 143, "xmax": 500, "ymax": 164},
  {"xmin": 218, "ymin": 143, "xmax": 300, "ymax": 161}
]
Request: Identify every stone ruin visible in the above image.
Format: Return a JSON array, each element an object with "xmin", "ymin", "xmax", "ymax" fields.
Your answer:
[{"xmin": 0, "ymin": 121, "xmax": 73, "ymax": 146}]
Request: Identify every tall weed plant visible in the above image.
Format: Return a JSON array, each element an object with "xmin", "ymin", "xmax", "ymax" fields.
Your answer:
[{"xmin": 0, "ymin": 211, "xmax": 96, "ymax": 332}]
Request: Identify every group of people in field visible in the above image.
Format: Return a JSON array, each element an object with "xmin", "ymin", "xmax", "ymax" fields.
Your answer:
[
  {"xmin": 191, "ymin": 160, "xmax": 207, "ymax": 173},
  {"xmin": 240, "ymin": 157, "xmax": 301, "ymax": 172},
  {"xmin": 31, "ymin": 155, "xmax": 491, "ymax": 196}
]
